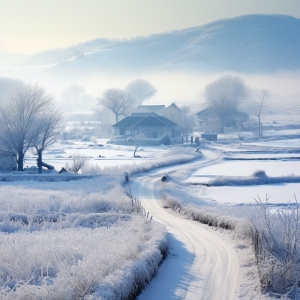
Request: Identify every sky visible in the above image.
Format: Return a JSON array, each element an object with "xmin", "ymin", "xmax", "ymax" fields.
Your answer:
[{"xmin": 1, "ymin": 0, "xmax": 300, "ymax": 55}]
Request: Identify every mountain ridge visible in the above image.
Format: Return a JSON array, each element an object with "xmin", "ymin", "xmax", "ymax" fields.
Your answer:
[{"xmin": 16, "ymin": 14, "xmax": 300, "ymax": 74}]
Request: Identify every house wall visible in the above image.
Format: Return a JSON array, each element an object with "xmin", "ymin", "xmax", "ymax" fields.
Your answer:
[
  {"xmin": 115, "ymin": 126, "xmax": 178, "ymax": 138},
  {"xmin": 138, "ymin": 126, "xmax": 165, "ymax": 138}
]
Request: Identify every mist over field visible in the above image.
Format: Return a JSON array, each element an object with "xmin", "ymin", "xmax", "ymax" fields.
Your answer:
[{"xmin": 1, "ymin": 14, "xmax": 300, "ymax": 110}]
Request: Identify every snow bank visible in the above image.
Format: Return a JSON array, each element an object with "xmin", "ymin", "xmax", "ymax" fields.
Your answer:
[{"xmin": 207, "ymin": 174, "xmax": 300, "ymax": 186}]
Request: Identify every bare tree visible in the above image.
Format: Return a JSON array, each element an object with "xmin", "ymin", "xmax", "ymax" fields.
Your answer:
[
  {"xmin": 125, "ymin": 79, "xmax": 157, "ymax": 104},
  {"xmin": 32, "ymin": 106, "xmax": 64, "ymax": 173},
  {"xmin": 204, "ymin": 75, "xmax": 249, "ymax": 133},
  {"xmin": 0, "ymin": 83, "xmax": 54, "ymax": 171},
  {"xmin": 65, "ymin": 152, "xmax": 89, "ymax": 174},
  {"xmin": 181, "ymin": 106, "xmax": 195, "ymax": 142},
  {"xmin": 97, "ymin": 88, "xmax": 135, "ymax": 123},
  {"xmin": 255, "ymin": 89, "xmax": 270, "ymax": 138}
]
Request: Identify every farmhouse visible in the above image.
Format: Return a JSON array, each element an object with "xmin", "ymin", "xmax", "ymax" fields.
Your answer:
[
  {"xmin": 112, "ymin": 112, "xmax": 179, "ymax": 139},
  {"xmin": 134, "ymin": 105, "xmax": 166, "ymax": 114},
  {"xmin": 196, "ymin": 107, "xmax": 248, "ymax": 131}
]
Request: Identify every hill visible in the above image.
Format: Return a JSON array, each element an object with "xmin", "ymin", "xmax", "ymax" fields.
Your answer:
[{"xmin": 10, "ymin": 14, "xmax": 300, "ymax": 75}]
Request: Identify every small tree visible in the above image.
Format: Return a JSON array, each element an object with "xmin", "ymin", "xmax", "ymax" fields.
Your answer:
[
  {"xmin": 97, "ymin": 88, "xmax": 135, "ymax": 123},
  {"xmin": 204, "ymin": 75, "xmax": 249, "ymax": 133},
  {"xmin": 0, "ymin": 83, "xmax": 54, "ymax": 171},
  {"xmin": 32, "ymin": 106, "xmax": 64, "ymax": 173},
  {"xmin": 180, "ymin": 106, "xmax": 195, "ymax": 143},
  {"xmin": 125, "ymin": 79, "xmax": 157, "ymax": 104},
  {"xmin": 255, "ymin": 89, "xmax": 270, "ymax": 138},
  {"xmin": 65, "ymin": 152, "xmax": 89, "ymax": 174}
]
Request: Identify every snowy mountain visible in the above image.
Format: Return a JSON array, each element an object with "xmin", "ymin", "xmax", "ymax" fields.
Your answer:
[{"xmin": 18, "ymin": 14, "xmax": 300, "ymax": 74}]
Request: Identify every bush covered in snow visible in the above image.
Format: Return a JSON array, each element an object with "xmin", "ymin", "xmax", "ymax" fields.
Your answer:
[{"xmin": 252, "ymin": 170, "xmax": 267, "ymax": 177}]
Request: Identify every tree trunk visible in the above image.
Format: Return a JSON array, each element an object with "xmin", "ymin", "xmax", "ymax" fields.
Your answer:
[
  {"xmin": 37, "ymin": 149, "xmax": 43, "ymax": 174},
  {"xmin": 219, "ymin": 118, "xmax": 225, "ymax": 134},
  {"xmin": 17, "ymin": 153, "xmax": 24, "ymax": 171},
  {"xmin": 258, "ymin": 115, "xmax": 261, "ymax": 138},
  {"xmin": 220, "ymin": 122, "xmax": 225, "ymax": 134}
]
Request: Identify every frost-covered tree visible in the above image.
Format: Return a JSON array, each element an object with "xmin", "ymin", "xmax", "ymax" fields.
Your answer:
[
  {"xmin": 255, "ymin": 89, "xmax": 270, "ymax": 138},
  {"xmin": 204, "ymin": 75, "xmax": 249, "ymax": 133},
  {"xmin": 125, "ymin": 79, "xmax": 157, "ymax": 104},
  {"xmin": 0, "ymin": 83, "xmax": 55, "ymax": 171},
  {"xmin": 97, "ymin": 88, "xmax": 135, "ymax": 123},
  {"xmin": 31, "ymin": 106, "xmax": 64, "ymax": 173}
]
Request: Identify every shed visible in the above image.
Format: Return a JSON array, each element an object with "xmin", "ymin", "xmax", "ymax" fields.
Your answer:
[{"xmin": 201, "ymin": 133, "xmax": 218, "ymax": 141}]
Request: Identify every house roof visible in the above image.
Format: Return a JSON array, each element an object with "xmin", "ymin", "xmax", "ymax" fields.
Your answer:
[
  {"xmin": 133, "ymin": 105, "xmax": 166, "ymax": 114},
  {"xmin": 112, "ymin": 113, "xmax": 177, "ymax": 128},
  {"xmin": 166, "ymin": 103, "xmax": 182, "ymax": 112}
]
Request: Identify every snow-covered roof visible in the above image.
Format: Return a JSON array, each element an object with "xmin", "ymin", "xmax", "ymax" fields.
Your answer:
[{"xmin": 112, "ymin": 113, "xmax": 177, "ymax": 128}]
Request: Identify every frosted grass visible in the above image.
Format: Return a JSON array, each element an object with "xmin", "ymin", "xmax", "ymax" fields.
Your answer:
[{"xmin": 0, "ymin": 216, "xmax": 167, "ymax": 299}]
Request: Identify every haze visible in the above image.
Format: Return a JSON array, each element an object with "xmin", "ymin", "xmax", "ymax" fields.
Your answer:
[{"xmin": 1, "ymin": 0, "xmax": 300, "ymax": 54}]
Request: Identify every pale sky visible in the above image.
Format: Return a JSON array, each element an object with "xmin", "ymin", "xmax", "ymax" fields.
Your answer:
[{"xmin": 0, "ymin": 0, "xmax": 300, "ymax": 55}]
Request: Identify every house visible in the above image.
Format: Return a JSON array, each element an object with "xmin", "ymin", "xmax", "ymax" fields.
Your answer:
[
  {"xmin": 133, "ymin": 103, "xmax": 182, "ymax": 119},
  {"xmin": 201, "ymin": 133, "xmax": 218, "ymax": 141},
  {"xmin": 196, "ymin": 107, "xmax": 248, "ymax": 131},
  {"xmin": 112, "ymin": 112, "xmax": 179, "ymax": 139},
  {"xmin": 133, "ymin": 103, "xmax": 184, "ymax": 137}
]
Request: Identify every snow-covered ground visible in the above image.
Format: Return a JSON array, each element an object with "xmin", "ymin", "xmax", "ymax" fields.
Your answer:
[
  {"xmin": 131, "ymin": 159, "xmax": 261, "ymax": 300},
  {"xmin": 23, "ymin": 139, "xmax": 166, "ymax": 171},
  {"xmin": 1, "ymin": 126, "xmax": 300, "ymax": 299},
  {"xmin": 184, "ymin": 139, "xmax": 300, "ymax": 207}
]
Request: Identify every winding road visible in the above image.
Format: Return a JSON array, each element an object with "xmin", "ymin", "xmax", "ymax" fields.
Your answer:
[{"xmin": 131, "ymin": 150, "xmax": 240, "ymax": 300}]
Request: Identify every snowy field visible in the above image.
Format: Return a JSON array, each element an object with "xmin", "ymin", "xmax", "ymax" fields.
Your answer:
[
  {"xmin": 1, "ymin": 123, "xmax": 300, "ymax": 298},
  {"xmin": 23, "ymin": 139, "xmax": 164, "ymax": 171},
  {"xmin": 184, "ymin": 138, "xmax": 300, "ymax": 206},
  {"xmin": 153, "ymin": 137, "xmax": 299, "ymax": 298},
  {"xmin": 0, "ymin": 144, "xmax": 200, "ymax": 299}
]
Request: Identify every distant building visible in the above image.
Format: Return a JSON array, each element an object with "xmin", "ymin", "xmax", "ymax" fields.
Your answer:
[
  {"xmin": 196, "ymin": 107, "xmax": 248, "ymax": 132},
  {"xmin": 112, "ymin": 112, "xmax": 180, "ymax": 139},
  {"xmin": 133, "ymin": 103, "xmax": 183, "ymax": 137},
  {"xmin": 133, "ymin": 103, "xmax": 182, "ymax": 118},
  {"xmin": 134, "ymin": 105, "xmax": 166, "ymax": 114},
  {"xmin": 201, "ymin": 133, "xmax": 218, "ymax": 141}
]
